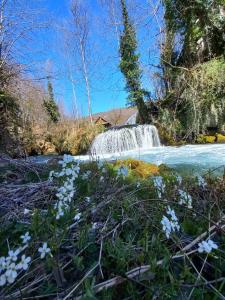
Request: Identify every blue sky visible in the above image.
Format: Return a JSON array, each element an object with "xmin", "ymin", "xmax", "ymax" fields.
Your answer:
[{"xmin": 27, "ymin": 0, "xmax": 162, "ymax": 117}]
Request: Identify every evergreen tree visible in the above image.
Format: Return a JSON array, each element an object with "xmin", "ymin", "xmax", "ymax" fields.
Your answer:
[
  {"xmin": 0, "ymin": 91, "xmax": 22, "ymax": 156},
  {"xmin": 119, "ymin": 0, "xmax": 150, "ymax": 124},
  {"xmin": 43, "ymin": 79, "xmax": 60, "ymax": 123}
]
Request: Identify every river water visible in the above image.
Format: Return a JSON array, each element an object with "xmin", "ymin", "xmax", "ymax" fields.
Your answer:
[{"xmin": 27, "ymin": 144, "xmax": 225, "ymax": 176}]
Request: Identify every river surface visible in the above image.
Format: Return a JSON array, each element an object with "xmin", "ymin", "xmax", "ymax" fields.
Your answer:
[
  {"xmin": 76, "ymin": 144, "xmax": 225, "ymax": 176},
  {"xmin": 28, "ymin": 144, "xmax": 225, "ymax": 176}
]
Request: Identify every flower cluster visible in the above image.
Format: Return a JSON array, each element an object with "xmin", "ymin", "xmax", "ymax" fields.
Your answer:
[
  {"xmin": 161, "ymin": 206, "xmax": 180, "ymax": 239},
  {"xmin": 153, "ymin": 176, "xmax": 165, "ymax": 198},
  {"xmin": 98, "ymin": 160, "xmax": 107, "ymax": 174},
  {"xmin": 178, "ymin": 189, "xmax": 192, "ymax": 209},
  {"xmin": 197, "ymin": 175, "xmax": 207, "ymax": 188},
  {"xmin": 176, "ymin": 174, "xmax": 182, "ymax": 185},
  {"xmin": 51, "ymin": 155, "xmax": 80, "ymax": 220},
  {"xmin": 0, "ymin": 232, "xmax": 31, "ymax": 286},
  {"xmin": 74, "ymin": 212, "xmax": 82, "ymax": 222},
  {"xmin": 198, "ymin": 239, "xmax": 218, "ymax": 254},
  {"xmin": 117, "ymin": 166, "xmax": 129, "ymax": 179},
  {"xmin": 97, "ymin": 160, "xmax": 104, "ymax": 169}
]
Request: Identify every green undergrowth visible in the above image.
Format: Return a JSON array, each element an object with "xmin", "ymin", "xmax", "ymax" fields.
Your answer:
[{"xmin": 0, "ymin": 159, "xmax": 225, "ymax": 299}]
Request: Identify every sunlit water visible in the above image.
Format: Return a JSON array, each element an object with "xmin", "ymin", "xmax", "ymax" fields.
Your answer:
[
  {"xmin": 27, "ymin": 144, "xmax": 225, "ymax": 176},
  {"xmin": 76, "ymin": 144, "xmax": 225, "ymax": 176}
]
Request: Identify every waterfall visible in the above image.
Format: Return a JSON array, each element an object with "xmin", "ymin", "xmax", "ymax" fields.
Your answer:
[
  {"xmin": 90, "ymin": 125, "xmax": 161, "ymax": 155},
  {"xmin": 125, "ymin": 112, "xmax": 138, "ymax": 125}
]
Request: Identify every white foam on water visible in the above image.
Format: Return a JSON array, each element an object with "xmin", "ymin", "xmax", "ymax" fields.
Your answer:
[{"xmin": 74, "ymin": 144, "xmax": 225, "ymax": 174}]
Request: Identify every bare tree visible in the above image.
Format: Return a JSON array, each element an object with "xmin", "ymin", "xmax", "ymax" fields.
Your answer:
[
  {"xmin": 71, "ymin": 1, "xmax": 93, "ymax": 123},
  {"xmin": 61, "ymin": 28, "xmax": 80, "ymax": 121},
  {"xmin": 0, "ymin": 0, "xmax": 48, "ymax": 89},
  {"xmin": 99, "ymin": 0, "xmax": 122, "ymax": 47}
]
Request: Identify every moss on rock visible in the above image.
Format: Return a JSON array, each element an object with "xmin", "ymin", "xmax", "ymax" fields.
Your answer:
[{"xmin": 115, "ymin": 158, "xmax": 159, "ymax": 178}]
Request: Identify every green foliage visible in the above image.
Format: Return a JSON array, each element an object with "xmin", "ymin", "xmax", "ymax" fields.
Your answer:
[
  {"xmin": 119, "ymin": 0, "xmax": 150, "ymax": 124},
  {"xmin": 159, "ymin": 57, "xmax": 225, "ymax": 140},
  {"xmin": 43, "ymin": 80, "xmax": 60, "ymax": 123},
  {"xmin": 163, "ymin": 0, "xmax": 225, "ymax": 67},
  {"xmin": 1, "ymin": 160, "xmax": 225, "ymax": 298},
  {"xmin": 160, "ymin": 0, "xmax": 225, "ymax": 142}
]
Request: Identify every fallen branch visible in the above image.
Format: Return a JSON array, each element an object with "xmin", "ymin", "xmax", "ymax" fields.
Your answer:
[{"xmin": 75, "ymin": 216, "xmax": 225, "ymax": 298}]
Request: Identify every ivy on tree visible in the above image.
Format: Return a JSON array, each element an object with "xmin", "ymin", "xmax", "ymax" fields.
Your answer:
[
  {"xmin": 159, "ymin": 0, "xmax": 225, "ymax": 140},
  {"xmin": 119, "ymin": 0, "xmax": 150, "ymax": 124},
  {"xmin": 0, "ymin": 91, "xmax": 22, "ymax": 156},
  {"xmin": 43, "ymin": 79, "xmax": 60, "ymax": 123}
]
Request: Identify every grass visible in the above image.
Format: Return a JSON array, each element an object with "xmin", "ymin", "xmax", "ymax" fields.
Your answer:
[{"xmin": 0, "ymin": 158, "xmax": 225, "ymax": 299}]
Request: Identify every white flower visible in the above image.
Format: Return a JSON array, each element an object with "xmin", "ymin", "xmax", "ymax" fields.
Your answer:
[
  {"xmin": 64, "ymin": 181, "xmax": 74, "ymax": 191},
  {"xmin": 38, "ymin": 243, "xmax": 51, "ymax": 259},
  {"xmin": 8, "ymin": 248, "xmax": 20, "ymax": 262},
  {"xmin": 0, "ymin": 256, "xmax": 6, "ymax": 271},
  {"xmin": 198, "ymin": 239, "xmax": 218, "ymax": 254},
  {"xmin": 5, "ymin": 263, "xmax": 17, "ymax": 283},
  {"xmin": 136, "ymin": 182, "xmax": 140, "ymax": 188},
  {"xmin": 153, "ymin": 176, "xmax": 165, "ymax": 198},
  {"xmin": 85, "ymin": 196, "xmax": 91, "ymax": 203},
  {"xmin": 23, "ymin": 208, "xmax": 30, "ymax": 215},
  {"xmin": 92, "ymin": 222, "xmax": 98, "ymax": 230},
  {"xmin": 166, "ymin": 206, "xmax": 178, "ymax": 221},
  {"xmin": 58, "ymin": 170, "xmax": 65, "ymax": 177},
  {"xmin": 161, "ymin": 216, "xmax": 172, "ymax": 239},
  {"xmin": 74, "ymin": 212, "xmax": 81, "ymax": 222},
  {"xmin": 0, "ymin": 274, "xmax": 6, "ymax": 286},
  {"xmin": 197, "ymin": 175, "xmax": 207, "ymax": 188},
  {"xmin": 82, "ymin": 170, "xmax": 91, "ymax": 180},
  {"xmin": 64, "ymin": 154, "xmax": 74, "ymax": 164},
  {"xmin": 178, "ymin": 189, "xmax": 192, "ymax": 208},
  {"xmin": 16, "ymin": 255, "xmax": 31, "ymax": 271},
  {"xmin": 49, "ymin": 170, "xmax": 55, "ymax": 181},
  {"xmin": 65, "ymin": 168, "xmax": 73, "ymax": 176},
  {"xmin": 56, "ymin": 209, "xmax": 64, "ymax": 220},
  {"xmin": 97, "ymin": 160, "xmax": 104, "ymax": 169},
  {"xmin": 161, "ymin": 206, "xmax": 180, "ymax": 239},
  {"xmin": 117, "ymin": 166, "xmax": 129, "ymax": 178},
  {"xmin": 55, "ymin": 200, "xmax": 65, "ymax": 220},
  {"xmin": 176, "ymin": 175, "xmax": 182, "ymax": 185},
  {"xmin": 73, "ymin": 164, "xmax": 80, "ymax": 174},
  {"xmin": 20, "ymin": 232, "xmax": 31, "ymax": 244}
]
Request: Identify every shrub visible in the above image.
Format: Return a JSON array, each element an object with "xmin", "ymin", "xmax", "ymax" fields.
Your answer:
[
  {"xmin": 216, "ymin": 133, "xmax": 225, "ymax": 143},
  {"xmin": 196, "ymin": 135, "xmax": 216, "ymax": 143},
  {"xmin": 47, "ymin": 120, "xmax": 104, "ymax": 155},
  {"xmin": 196, "ymin": 133, "xmax": 225, "ymax": 144}
]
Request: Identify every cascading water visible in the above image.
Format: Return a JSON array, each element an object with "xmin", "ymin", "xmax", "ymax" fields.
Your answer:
[
  {"xmin": 125, "ymin": 112, "xmax": 138, "ymax": 125},
  {"xmin": 90, "ymin": 125, "xmax": 161, "ymax": 155}
]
